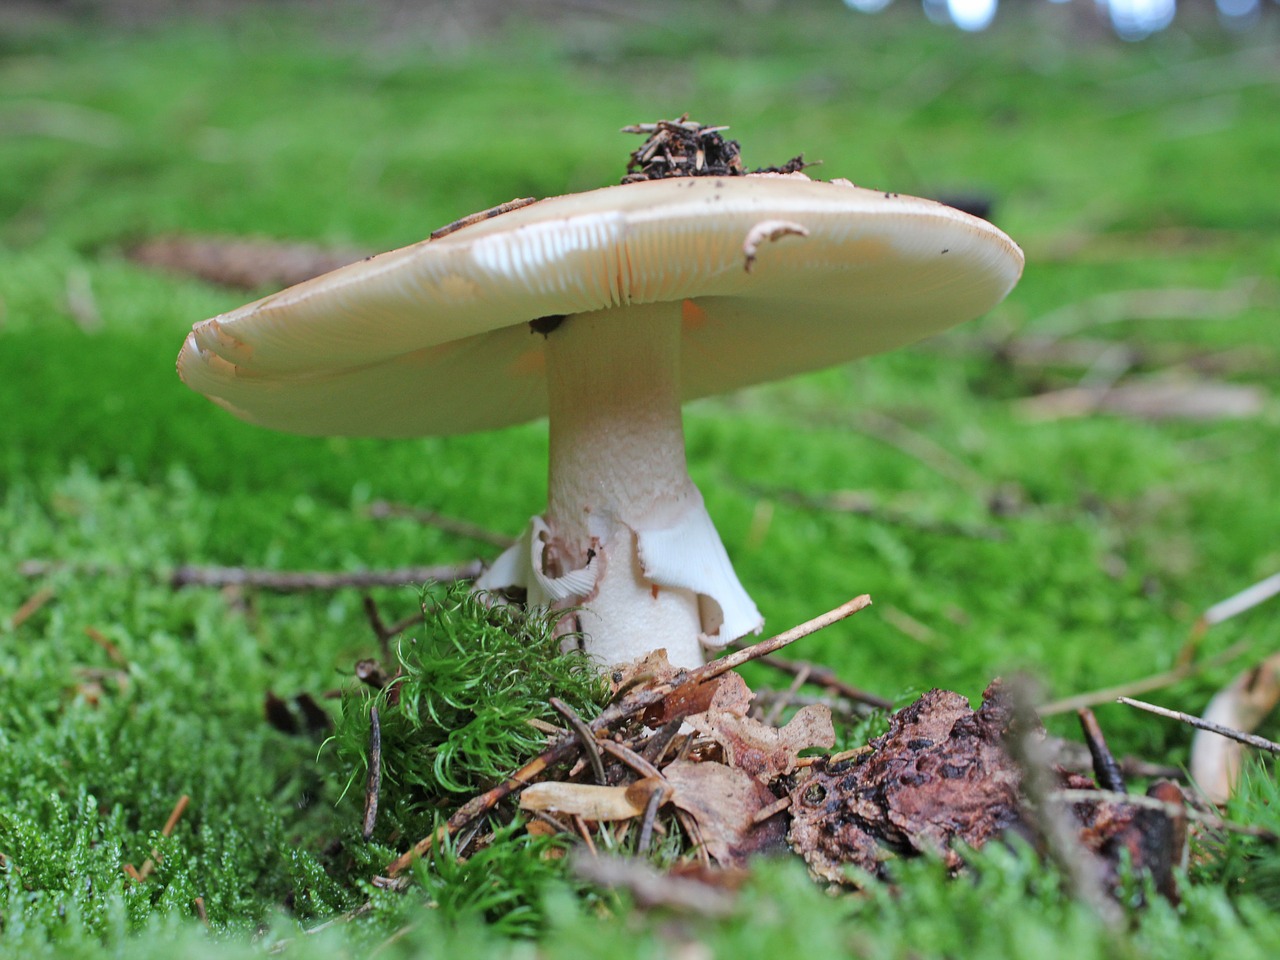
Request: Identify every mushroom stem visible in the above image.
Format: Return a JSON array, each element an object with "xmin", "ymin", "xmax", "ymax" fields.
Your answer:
[
  {"xmin": 543, "ymin": 304, "xmax": 707, "ymax": 667},
  {"xmin": 545, "ymin": 304, "xmax": 691, "ymax": 563}
]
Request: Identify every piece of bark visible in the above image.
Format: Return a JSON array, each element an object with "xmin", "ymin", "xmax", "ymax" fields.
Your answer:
[{"xmin": 788, "ymin": 685, "xmax": 1024, "ymax": 881}]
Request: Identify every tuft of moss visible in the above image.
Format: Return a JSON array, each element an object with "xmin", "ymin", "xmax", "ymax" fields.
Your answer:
[{"xmin": 333, "ymin": 584, "xmax": 608, "ymax": 835}]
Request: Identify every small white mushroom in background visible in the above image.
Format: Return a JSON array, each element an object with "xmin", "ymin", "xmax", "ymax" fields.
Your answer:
[
  {"xmin": 1189, "ymin": 652, "xmax": 1280, "ymax": 805},
  {"xmin": 178, "ymin": 173, "xmax": 1022, "ymax": 669}
]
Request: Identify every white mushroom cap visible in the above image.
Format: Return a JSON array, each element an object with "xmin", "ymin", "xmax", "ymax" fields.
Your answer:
[
  {"xmin": 178, "ymin": 175, "xmax": 1023, "ymax": 436},
  {"xmin": 178, "ymin": 173, "xmax": 1023, "ymax": 669}
]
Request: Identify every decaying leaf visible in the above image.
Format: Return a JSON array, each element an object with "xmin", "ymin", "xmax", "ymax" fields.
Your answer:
[
  {"xmin": 787, "ymin": 685, "xmax": 1024, "ymax": 881},
  {"xmin": 520, "ymin": 778, "xmax": 665, "ymax": 822},
  {"xmin": 664, "ymin": 760, "xmax": 789, "ymax": 868},
  {"xmin": 688, "ymin": 703, "xmax": 835, "ymax": 783},
  {"xmin": 1190, "ymin": 652, "xmax": 1280, "ymax": 804}
]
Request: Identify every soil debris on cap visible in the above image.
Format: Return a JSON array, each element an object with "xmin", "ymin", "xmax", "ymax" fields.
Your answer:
[{"xmin": 620, "ymin": 114, "xmax": 812, "ymax": 183}]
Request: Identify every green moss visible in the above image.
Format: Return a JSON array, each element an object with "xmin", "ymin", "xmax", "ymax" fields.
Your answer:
[{"xmin": 333, "ymin": 584, "xmax": 607, "ymax": 822}]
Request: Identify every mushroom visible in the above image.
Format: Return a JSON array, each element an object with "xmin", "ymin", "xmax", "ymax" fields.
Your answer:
[{"xmin": 178, "ymin": 174, "xmax": 1023, "ymax": 668}]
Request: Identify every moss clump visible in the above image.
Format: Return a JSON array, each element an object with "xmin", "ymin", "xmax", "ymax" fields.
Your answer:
[{"xmin": 334, "ymin": 584, "xmax": 608, "ymax": 836}]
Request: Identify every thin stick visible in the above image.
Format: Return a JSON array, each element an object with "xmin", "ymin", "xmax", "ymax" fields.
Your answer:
[
  {"xmin": 362, "ymin": 596, "xmax": 420, "ymax": 661},
  {"xmin": 1005, "ymin": 679, "xmax": 1122, "ymax": 928},
  {"xmin": 1077, "ymin": 709, "xmax": 1126, "ymax": 793},
  {"xmin": 752, "ymin": 653, "xmax": 892, "ymax": 711},
  {"xmin": 362, "ymin": 705, "xmax": 382, "ymax": 840},
  {"xmin": 385, "ymin": 737, "xmax": 582, "ymax": 875},
  {"xmin": 572, "ymin": 815, "xmax": 598, "ymax": 856},
  {"xmin": 137, "ymin": 794, "xmax": 190, "ymax": 880},
  {"xmin": 529, "ymin": 809, "xmax": 573, "ymax": 835},
  {"xmin": 1197, "ymin": 572, "xmax": 1280, "ymax": 632},
  {"xmin": 193, "ymin": 896, "xmax": 209, "ymax": 927},
  {"xmin": 1117, "ymin": 696, "xmax": 1280, "ymax": 755},
  {"xmin": 639, "ymin": 718, "xmax": 684, "ymax": 766},
  {"xmin": 1039, "ymin": 639, "xmax": 1251, "ymax": 715},
  {"xmin": 429, "ymin": 197, "xmax": 537, "ymax": 240},
  {"xmin": 637, "ymin": 786, "xmax": 665, "ymax": 854},
  {"xmin": 551, "ymin": 697, "xmax": 606, "ymax": 785},
  {"xmin": 9, "ymin": 586, "xmax": 55, "ymax": 629},
  {"xmin": 700, "ymin": 595, "xmax": 872, "ymax": 680},
  {"xmin": 84, "ymin": 626, "xmax": 128, "ymax": 666},
  {"xmin": 752, "ymin": 795, "xmax": 791, "ymax": 825},
  {"xmin": 761, "ymin": 665, "xmax": 810, "ymax": 727},
  {"xmin": 755, "ymin": 484, "xmax": 1004, "ymax": 541},
  {"xmin": 598, "ymin": 739, "xmax": 664, "ymax": 781},
  {"xmin": 1050, "ymin": 788, "xmax": 1277, "ymax": 840},
  {"xmin": 170, "ymin": 562, "xmax": 483, "ymax": 591}
]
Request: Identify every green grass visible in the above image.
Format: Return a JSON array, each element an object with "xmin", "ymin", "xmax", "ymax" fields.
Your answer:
[{"xmin": 2, "ymin": 2, "xmax": 1279, "ymax": 956}]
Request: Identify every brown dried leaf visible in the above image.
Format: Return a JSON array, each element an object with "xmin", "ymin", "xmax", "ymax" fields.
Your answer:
[
  {"xmin": 664, "ymin": 760, "xmax": 789, "ymax": 868},
  {"xmin": 520, "ymin": 780, "xmax": 657, "ymax": 822},
  {"xmin": 707, "ymin": 670, "xmax": 754, "ymax": 717},
  {"xmin": 688, "ymin": 704, "xmax": 835, "ymax": 784}
]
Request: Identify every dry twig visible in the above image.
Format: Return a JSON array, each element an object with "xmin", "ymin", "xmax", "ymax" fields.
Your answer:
[
  {"xmin": 9, "ymin": 586, "xmax": 55, "ymax": 629},
  {"xmin": 170, "ymin": 562, "xmax": 483, "ymax": 591},
  {"xmin": 362, "ymin": 705, "xmax": 382, "ymax": 841},
  {"xmin": 1118, "ymin": 696, "xmax": 1280, "ymax": 755},
  {"xmin": 1039, "ymin": 638, "xmax": 1251, "ymax": 715},
  {"xmin": 551, "ymin": 697, "xmax": 606, "ymax": 785},
  {"xmin": 130, "ymin": 795, "xmax": 191, "ymax": 882},
  {"xmin": 366, "ymin": 500, "xmax": 515, "ymax": 549}
]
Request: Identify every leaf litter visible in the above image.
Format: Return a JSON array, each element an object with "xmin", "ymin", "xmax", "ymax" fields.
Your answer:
[{"xmin": 355, "ymin": 595, "xmax": 1212, "ymax": 918}]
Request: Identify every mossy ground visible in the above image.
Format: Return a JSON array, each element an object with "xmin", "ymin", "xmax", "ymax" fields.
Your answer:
[{"xmin": 2, "ymin": 2, "xmax": 1279, "ymax": 956}]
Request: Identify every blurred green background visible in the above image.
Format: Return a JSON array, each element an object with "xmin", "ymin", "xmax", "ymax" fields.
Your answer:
[{"xmin": 1, "ymin": 0, "xmax": 1278, "ymax": 955}]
